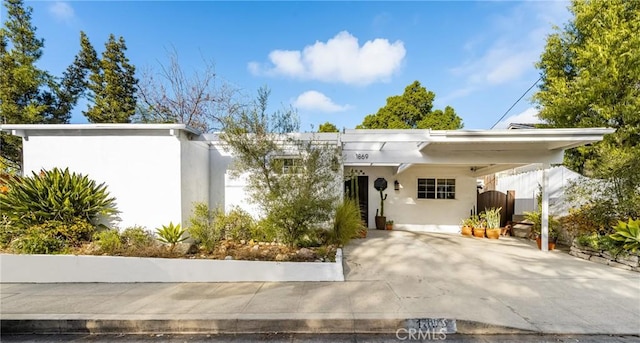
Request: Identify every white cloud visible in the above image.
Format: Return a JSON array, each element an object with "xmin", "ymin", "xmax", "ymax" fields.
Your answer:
[
  {"xmin": 49, "ymin": 2, "xmax": 75, "ymax": 23},
  {"xmin": 249, "ymin": 31, "xmax": 406, "ymax": 86},
  {"xmin": 292, "ymin": 91, "xmax": 351, "ymax": 113},
  {"xmin": 493, "ymin": 107, "xmax": 543, "ymax": 129}
]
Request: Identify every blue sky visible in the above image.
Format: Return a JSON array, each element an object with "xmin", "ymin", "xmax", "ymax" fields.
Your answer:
[{"xmin": 9, "ymin": 1, "xmax": 571, "ymax": 131}]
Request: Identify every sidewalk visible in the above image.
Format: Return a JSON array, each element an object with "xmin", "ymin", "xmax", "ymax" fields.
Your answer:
[{"xmin": 1, "ymin": 230, "xmax": 639, "ymax": 335}]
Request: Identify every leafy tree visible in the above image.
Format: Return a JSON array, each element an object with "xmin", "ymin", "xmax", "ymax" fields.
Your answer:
[
  {"xmin": 357, "ymin": 81, "xmax": 463, "ymax": 130},
  {"xmin": 535, "ymin": 0, "xmax": 640, "ymax": 220},
  {"xmin": 220, "ymin": 87, "xmax": 339, "ymax": 246},
  {"xmin": 0, "ymin": 0, "xmax": 84, "ymax": 170},
  {"xmin": 80, "ymin": 32, "xmax": 138, "ymax": 123},
  {"xmin": 318, "ymin": 122, "xmax": 339, "ymax": 133},
  {"xmin": 535, "ymin": 0, "xmax": 639, "ymax": 170},
  {"xmin": 136, "ymin": 49, "xmax": 241, "ymax": 132}
]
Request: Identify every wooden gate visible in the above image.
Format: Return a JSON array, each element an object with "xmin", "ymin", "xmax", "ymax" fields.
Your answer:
[{"xmin": 477, "ymin": 190, "xmax": 515, "ymax": 227}]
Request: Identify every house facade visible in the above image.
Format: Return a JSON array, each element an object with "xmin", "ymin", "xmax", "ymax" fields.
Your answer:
[{"xmin": 1, "ymin": 124, "xmax": 613, "ymax": 249}]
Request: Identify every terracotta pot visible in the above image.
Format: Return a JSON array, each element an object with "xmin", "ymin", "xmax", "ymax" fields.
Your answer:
[
  {"xmin": 473, "ymin": 228, "xmax": 486, "ymax": 238},
  {"xmin": 386, "ymin": 224, "xmax": 393, "ymax": 230},
  {"xmin": 536, "ymin": 237, "xmax": 557, "ymax": 250},
  {"xmin": 461, "ymin": 226, "xmax": 473, "ymax": 236},
  {"xmin": 486, "ymin": 228, "xmax": 500, "ymax": 239},
  {"xmin": 375, "ymin": 216, "xmax": 386, "ymax": 230}
]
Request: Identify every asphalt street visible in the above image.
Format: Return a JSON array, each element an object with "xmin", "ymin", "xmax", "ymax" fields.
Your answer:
[{"xmin": 2, "ymin": 334, "xmax": 640, "ymax": 343}]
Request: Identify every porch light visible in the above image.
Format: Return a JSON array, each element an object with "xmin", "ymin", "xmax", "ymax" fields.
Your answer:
[{"xmin": 394, "ymin": 180, "xmax": 400, "ymax": 191}]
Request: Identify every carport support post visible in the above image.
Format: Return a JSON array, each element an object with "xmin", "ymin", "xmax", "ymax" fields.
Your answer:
[{"xmin": 541, "ymin": 163, "xmax": 550, "ymax": 252}]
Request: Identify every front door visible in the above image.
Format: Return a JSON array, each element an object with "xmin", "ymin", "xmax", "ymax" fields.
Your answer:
[{"xmin": 344, "ymin": 176, "xmax": 368, "ymax": 227}]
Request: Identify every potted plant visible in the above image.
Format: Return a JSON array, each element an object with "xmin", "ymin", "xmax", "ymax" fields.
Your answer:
[
  {"xmin": 483, "ymin": 207, "xmax": 502, "ymax": 239},
  {"xmin": 386, "ymin": 220, "xmax": 394, "ymax": 230},
  {"xmin": 472, "ymin": 216, "xmax": 487, "ymax": 238},
  {"xmin": 460, "ymin": 217, "xmax": 474, "ymax": 236},
  {"xmin": 526, "ymin": 210, "xmax": 560, "ymax": 250},
  {"xmin": 374, "ymin": 178, "xmax": 388, "ymax": 230}
]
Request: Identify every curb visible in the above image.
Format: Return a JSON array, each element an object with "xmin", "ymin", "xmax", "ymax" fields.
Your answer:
[{"xmin": 0, "ymin": 318, "xmax": 539, "ymax": 335}]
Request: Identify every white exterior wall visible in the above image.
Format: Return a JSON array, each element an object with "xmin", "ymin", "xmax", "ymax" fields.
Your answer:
[
  {"xmin": 351, "ymin": 165, "xmax": 477, "ymax": 233},
  {"xmin": 209, "ymin": 145, "xmax": 261, "ymax": 217},
  {"xmin": 22, "ymin": 135, "xmax": 183, "ymax": 230},
  {"xmin": 180, "ymin": 140, "xmax": 210, "ymax": 227},
  {"xmin": 495, "ymin": 166, "xmax": 584, "ymax": 216}
]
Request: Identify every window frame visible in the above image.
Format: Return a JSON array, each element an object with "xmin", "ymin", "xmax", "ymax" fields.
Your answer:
[{"xmin": 417, "ymin": 177, "xmax": 456, "ymax": 200}]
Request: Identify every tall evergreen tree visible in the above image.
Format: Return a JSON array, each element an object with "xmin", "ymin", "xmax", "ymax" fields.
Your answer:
[
  {"xmin": 0, "ymin": 0, "xmax": 84, "ymax": 171},
  {"xmin": 81, "ymin": 33, "xmax": 138, "ymax": 123}
]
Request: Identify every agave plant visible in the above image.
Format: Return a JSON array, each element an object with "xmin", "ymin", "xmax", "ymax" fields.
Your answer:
[
  {"xmin": 156, "ymin": 222, "xmax": 188, "ymax": 249},
  {"xmin": 0, "ymin": 168, "xmax": 117, "ymax": 228},
  {"xmin": 609, "ymin": 218, "xmax": 640, "ymax": 253}
]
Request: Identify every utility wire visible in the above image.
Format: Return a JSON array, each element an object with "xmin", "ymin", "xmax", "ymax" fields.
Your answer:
[{"xmin": 490, "ymin": 76, "xmax": 542, "ymax": 129}]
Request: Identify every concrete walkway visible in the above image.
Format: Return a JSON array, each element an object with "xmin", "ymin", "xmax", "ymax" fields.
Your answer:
[{"xmin": 1, "ymin": 230, "xmax": 639, "ymax": 335}]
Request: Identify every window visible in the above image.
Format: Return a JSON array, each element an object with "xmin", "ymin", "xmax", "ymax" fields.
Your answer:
[
  {"xmin": 417, "ymin": 178, "xmax": 455, "ymax": 199},
  {"xmin": 280, "ymin": 158, "xmax": 302, "ymax": 174}
]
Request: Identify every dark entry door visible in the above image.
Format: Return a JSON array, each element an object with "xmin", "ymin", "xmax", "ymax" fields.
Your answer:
[{"xmin": 344, "ymin": 176, "xmax": 369, "ymax": 227}]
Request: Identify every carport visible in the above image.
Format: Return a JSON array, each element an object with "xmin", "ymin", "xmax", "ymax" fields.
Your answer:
[{"xmin": 339, "ymin": 128, "xmax": 614, "ymax": 251}]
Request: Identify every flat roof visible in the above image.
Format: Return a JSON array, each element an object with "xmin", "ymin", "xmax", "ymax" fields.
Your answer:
[{"xmin": 0, "ymin": 123, "xmax": 202, "ymax": 136}]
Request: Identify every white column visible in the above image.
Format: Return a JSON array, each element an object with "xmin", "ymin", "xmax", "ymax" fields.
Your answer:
[{"xmin": 541, "ymin": 163, "xmax": 550, "ymax": 252}]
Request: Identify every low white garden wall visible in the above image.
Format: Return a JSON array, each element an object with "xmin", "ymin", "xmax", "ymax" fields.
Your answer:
[{"xmin": 0, "ymin": 249, "xmax": 344, "ymax": 283}]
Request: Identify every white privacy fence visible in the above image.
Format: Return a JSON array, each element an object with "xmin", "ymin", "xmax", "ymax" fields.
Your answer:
[{"xmin": 495, "ymin": 166, "xmax": 585, "ymax": 217}]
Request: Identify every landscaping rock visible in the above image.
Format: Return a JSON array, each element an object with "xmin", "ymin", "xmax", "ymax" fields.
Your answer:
[
  {"xmin": 275, "ymin": 254, "xmax": 287, "ymax": 261},
  {"xmin": 251, "ymin": 245, "xmax": 259, "ymax": 251},
  {"xmin": 297, "ymin": 248, "xmax": 314, "ymax": 259},
  {"xmin": 174, "ymin": 242, "xmax": 197, "ymax": 255},
  {"xmin": 616, "ymin": 254, "xmax": 639, "ymax": 266},
  {"xmin": 589, "ymin": 256, "xmax": 610, "ymax": 265},
  {"xmin": 607, "ymin": 261, "xmax": 633, "ymax": 271},
  {"xmin": 240, "ymin": 240, "xmax": 246, "ymax": 245},
  {"xmin": 224, "ymin": 255, "xmax": 233, "ymax": 260}
]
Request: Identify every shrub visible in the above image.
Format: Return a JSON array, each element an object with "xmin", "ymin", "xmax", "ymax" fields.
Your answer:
[
  {"xmin": 188, "ymin": 203, "xmax": 223, "ymax": 252},
  {"xmin": 156, "ymin": 222, "xmax": 188, "ymax": 248},
  {"xmin": 253, "ymin": 218, "xmax": 278, "ymax": 243},
  {"xmin": 51, "ymin": 220, "xmax": 95, "ymax": 245},
  {"xmin": 610, "ymin": 218, "xmax": 640, "ymax": 253},
  {"xmin": 121, "ymin": 226, "xmax": 154, "ymax": 249},
  {"xmin": 93, "ymin": 229, "xmax": 124, "ymax": 254},
  {"xmin": 0, "ymin": 168, "xmax": 117, "ymax": 228},
  {"xmin": 330, "ymin": 198, "xmax": 363, "ymax": 246},
  {"xmin": 298, "ymin": 227, "xmax": 329, "ymax": 248},
  {"xmin": 7, "ymin": 220, "xmax": 94, "ymax": 253},
  {"xmin": 217, "ymin": 206, "xmax": 255, "ymax": 241},
  {"xmin": 576, "ymin": 233, "xmax": 624, "ymax": 256},
  {"xmin": 10, "ymin": 229, "xmax": 65, "ymax": 254},
  {"xmin": 0, "ymin": 214, "xmax": 23, "ymax": 247},
  {"xmin": 189, "ymin": 203, "xmax": 259, "ymax": 251}
]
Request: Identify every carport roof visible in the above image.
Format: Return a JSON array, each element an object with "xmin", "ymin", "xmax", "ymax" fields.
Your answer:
[{"xmin": 339, "ymin": 128, "xmax": 614, "ymax": 175}]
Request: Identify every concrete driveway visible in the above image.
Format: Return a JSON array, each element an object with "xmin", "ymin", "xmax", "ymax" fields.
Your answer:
[{"xmin": 343, "ymin": 230, "xmax": 640, "ymax": 334}]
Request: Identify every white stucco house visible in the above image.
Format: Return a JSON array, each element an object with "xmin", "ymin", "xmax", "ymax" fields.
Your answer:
[{"xmin": 0, "ymin": 124, "xmax": 613, "ymax": 251}]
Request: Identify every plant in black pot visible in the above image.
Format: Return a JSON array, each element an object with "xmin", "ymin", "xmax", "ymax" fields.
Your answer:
[{"xmin": 374, "ymin": 177, "xmax": 388, "ymax": 230}]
